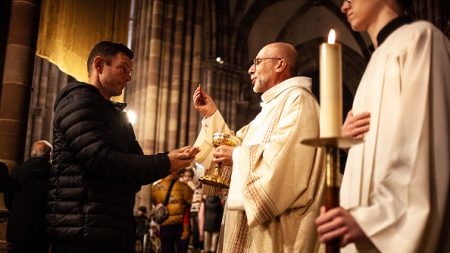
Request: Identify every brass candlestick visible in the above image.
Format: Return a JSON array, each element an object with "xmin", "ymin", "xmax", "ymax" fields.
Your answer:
[
  {"xmin": 198, "ymin": 132, "xmax": 241, "ymax": 188},
  {"xmin": 302, "ymin": 137, "xmax": 360, "ymax": 253}
]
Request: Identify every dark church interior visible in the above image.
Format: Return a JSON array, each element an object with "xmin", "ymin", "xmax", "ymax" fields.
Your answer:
[{"xmin": 0, "ymin": 0, "xmax": 448, "ymax": 251}]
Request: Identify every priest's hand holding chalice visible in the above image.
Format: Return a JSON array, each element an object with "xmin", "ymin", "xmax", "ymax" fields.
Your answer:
[
  {"xmin": 193, "ymin": 84, "xmax": 240, "ymax": 188},
  {"xmin": 198, "ymin": 132, "xmax": 240, "ymax": 188}
]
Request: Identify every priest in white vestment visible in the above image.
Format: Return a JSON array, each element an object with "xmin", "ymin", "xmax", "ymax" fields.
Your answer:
[
  {"xmin": 193, "ymin": 42, "xmax": 326, "ymax": 253},
  {"xmin": 316, "ymin": 0, "xmax": 450, "ymax": 252}
]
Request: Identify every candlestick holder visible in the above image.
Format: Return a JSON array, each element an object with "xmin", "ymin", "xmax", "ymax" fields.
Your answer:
[
  {"xmin": 301, "ymin": 137, "xmax": 360, "ymax": 253},
  {"xmin": 198, "ymin": 132, "xmax": 241, "ymax": 188}
]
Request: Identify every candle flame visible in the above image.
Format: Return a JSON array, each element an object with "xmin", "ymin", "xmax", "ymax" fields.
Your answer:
[{"xmin": 328, "ymin": 29, "xmax": 336, "ymax": 44}]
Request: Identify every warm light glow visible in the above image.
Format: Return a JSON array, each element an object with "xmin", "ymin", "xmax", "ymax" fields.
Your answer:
[
  {"xmin": 328, "ymin": 29, "xmax": 336, "ymax": 44},
  {"xmin": 126, "ymin": 110, "xmax": 137, "ymax": 125},
  {"xmin": 216, "ymin": 57, "xmax": 224, "ymax": 64}
]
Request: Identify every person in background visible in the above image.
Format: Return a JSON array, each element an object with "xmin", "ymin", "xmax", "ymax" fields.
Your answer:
[
  {"xmin": 200, "ymin": 194, "xmax": 224, "ymax": 253},
  {"xmin": 4, "ymin": 140, "xmax": 52, "ymax": 253},
  {"xmin": 315, "ymin": 0, "xmax": 450, "ymax": 252},
  {"xmin": 135, "ymin": 206, "xmax": 150, "ymax": 253},
  {"xmin": 48, "ymin": 41, "xmax": 199, "ymax": 253},
  {"xmin": 0, "ymin": 162, "xmax": 21, "ymax": 194},
  {"xmin": 152, "ymin": 171, "xmax": 194, "ymax": 253},
  {"xmin": 179, "ymin": 167, "xmax": 196, "ymax": 191},
  {"xmin": 179, "ymin": 167, "xmax": 203, "ymax": 252},
  {"xmin": 148, "ymin": 222, "xmax": 161, "ymax": 253}
]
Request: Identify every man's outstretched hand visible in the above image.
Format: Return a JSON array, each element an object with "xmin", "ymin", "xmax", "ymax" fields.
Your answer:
[{"xmin": 168, "ymin": 146, "xmax": 200, "ymax": 172}]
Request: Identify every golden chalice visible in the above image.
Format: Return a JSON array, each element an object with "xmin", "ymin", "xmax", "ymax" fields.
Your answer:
[{"xmin": 198, "ymin": 132, "xmax": 240, "ymax": 188}]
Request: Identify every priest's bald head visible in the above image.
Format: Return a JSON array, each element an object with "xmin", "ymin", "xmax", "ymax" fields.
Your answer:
[{"xmin": 248, "ymin": 42, "xmax": 299, "ymax": 94}]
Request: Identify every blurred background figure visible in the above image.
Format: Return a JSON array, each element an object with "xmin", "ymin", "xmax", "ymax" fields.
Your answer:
[
  {"xmin": 0, "ymin": 162, "xmax": 18, "ymax": 193},
  {"xmin": 148, "ymin": 221, "xmax": 161, "ymax": 253},
  {"xmin": 179, "ymin": 167, "xmax": 194, "ymax": 186},
  {"xmin": 179, "ymin": 167, "xmax": 203, "ymax": 253},
  {"xmin": 152, "ymin": 171, "xmax": 193, "ymax": 253},
  {"xmin": 135, "ymin": 206, "xmax": 150, "ymax": 253},
  {"xmin": 199, "ymin": 194, "xmax": 224, "ymax": 253},
  {"xmin": 4, "ymin": 140, "xmax": 52, "ymax": 253}
]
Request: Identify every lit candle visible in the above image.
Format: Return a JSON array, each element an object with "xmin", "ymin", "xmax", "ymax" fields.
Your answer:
[{"xmin": 320, "ymin": 29, "xmax": 342, "ymax": 138}]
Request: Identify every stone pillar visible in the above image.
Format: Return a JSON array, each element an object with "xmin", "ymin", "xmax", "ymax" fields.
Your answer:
[
  {"xmin": 0, "ymin": 0, "xmax": 12, "ymax": 92},
  {"xmin": 0, "ymin": 1, "xmax": 41, "ymax": 247},
  {"xmin": 0, "ymin": 0, "xmax": 41, "ymax": 169}
]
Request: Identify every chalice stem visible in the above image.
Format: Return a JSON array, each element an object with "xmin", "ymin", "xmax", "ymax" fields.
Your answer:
[{"xmin": 212, "ymin": 163, "xmax": 221, "ymax": 177}]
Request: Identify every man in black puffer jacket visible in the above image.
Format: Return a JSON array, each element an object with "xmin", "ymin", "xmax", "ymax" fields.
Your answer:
[{"xmin": 48, "ymin": 41, "xmax": 199, "ymax": 253}]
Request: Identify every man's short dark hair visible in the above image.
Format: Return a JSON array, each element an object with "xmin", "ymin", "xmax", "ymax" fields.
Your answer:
[{"xmin": 87, "ymin": 41, "xmax": 134, "ymax": 75}]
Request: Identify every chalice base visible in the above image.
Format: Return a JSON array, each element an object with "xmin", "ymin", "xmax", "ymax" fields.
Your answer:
[{"xmin": 198, "ymin": 175, "xmax": 229, "ymax": 188}]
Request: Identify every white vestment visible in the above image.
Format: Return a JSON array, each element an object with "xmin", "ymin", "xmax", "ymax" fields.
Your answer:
[
  {"xmin": 341, "ymin": 21, "xmax": 450, "ymax": 253},
  {"xmin": 194, "ymin": 77, "xmax": 325, "ymax": 253}
]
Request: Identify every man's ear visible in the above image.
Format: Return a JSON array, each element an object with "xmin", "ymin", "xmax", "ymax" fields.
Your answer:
[
  {"xmin": 93, "ymin": 56, "xmax": 104, "ymax": 74},
  {"xmin": 275, "ymin": 59, "xmax": 287, "ymax": 73}
]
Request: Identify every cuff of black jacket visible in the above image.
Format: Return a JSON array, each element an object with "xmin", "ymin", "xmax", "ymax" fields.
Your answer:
[{"xmin": 157, "ymin": 152, "xmax": 171, "ymax": 179}]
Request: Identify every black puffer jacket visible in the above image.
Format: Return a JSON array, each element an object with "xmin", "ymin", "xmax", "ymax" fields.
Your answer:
[{"xmin": 47, "ymin": 81, "xmax": 170, "ymax": 250}]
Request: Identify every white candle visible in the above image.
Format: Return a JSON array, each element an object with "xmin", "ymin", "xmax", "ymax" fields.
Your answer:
[{"xmin": 320, "ymin": 29, "xmax": 342, "ymax": 138}]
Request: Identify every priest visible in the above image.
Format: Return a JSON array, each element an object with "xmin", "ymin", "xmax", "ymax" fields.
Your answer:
[{"xmin": 193, "ymin": 42, "xmax": 326, "ymax": 253}]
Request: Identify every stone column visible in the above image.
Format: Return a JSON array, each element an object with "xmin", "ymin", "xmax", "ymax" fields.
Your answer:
[
  {"xmin": 0, "ymin": 0, "xmax": 12, "ymax": 91},
  {"xmin": 0, "ymin": 2, "xmax": 41, "ymax": 246},
  {"xmin": 0, "ymin": 0, "xmax": 41, "ymax": 169}
]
